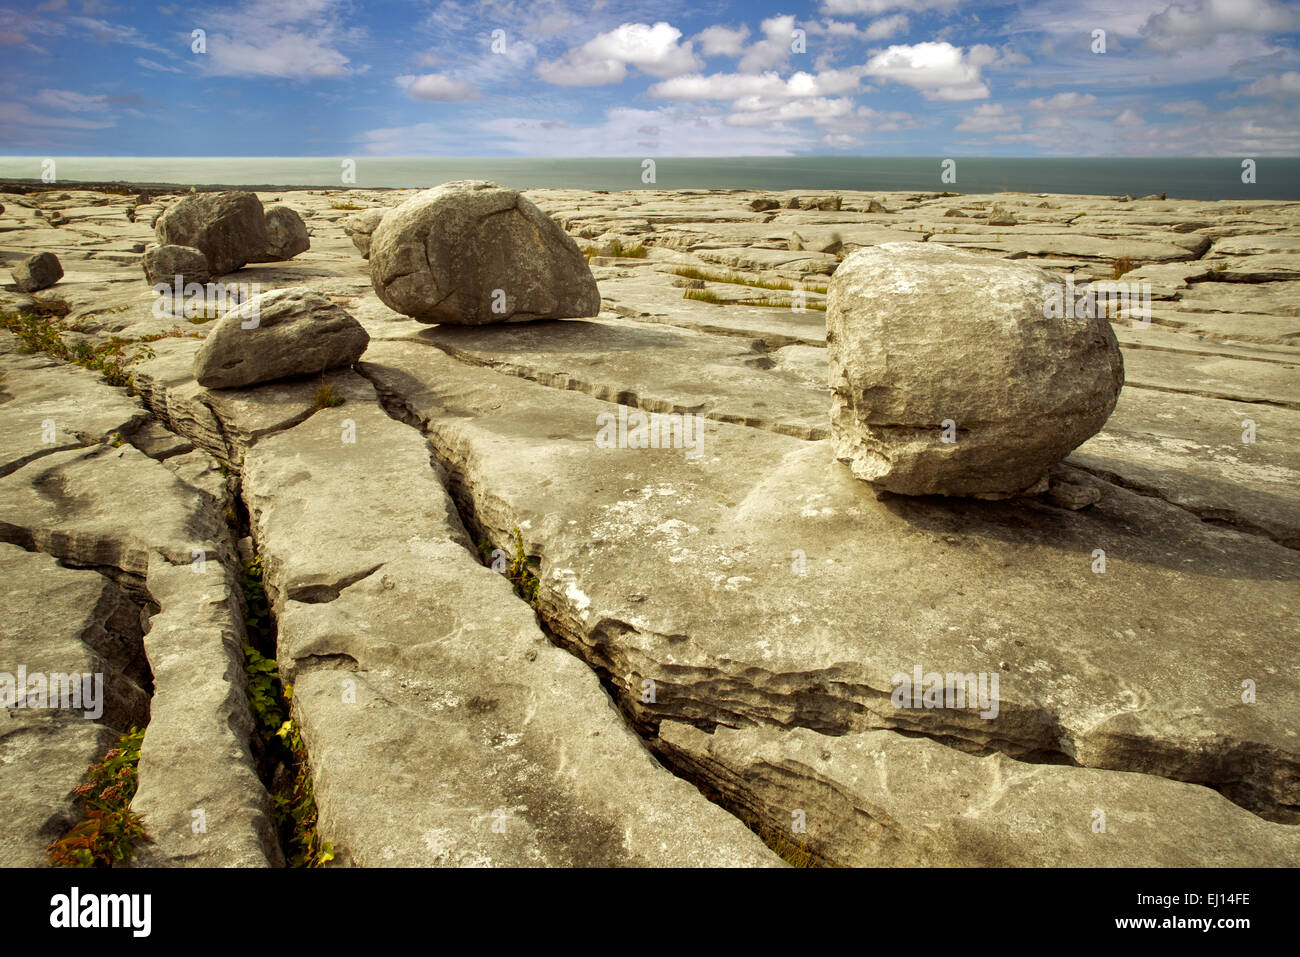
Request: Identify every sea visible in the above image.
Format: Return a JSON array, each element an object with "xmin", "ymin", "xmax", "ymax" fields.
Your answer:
[{"xmin": 0, "ymin": 156, "xmax": 1296, "ymax": 201}]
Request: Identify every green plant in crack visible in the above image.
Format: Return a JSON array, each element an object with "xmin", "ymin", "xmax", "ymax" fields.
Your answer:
[
  {"xmin": 478, "ymin": 527, "xmax": 540, "ymax": 603},
  {"xmin": 47, "ymin": 728, "xmax": 151, "ymax": 868},
  {"xmin": 273, "ymin": 696, "xmax": 333, "ymax": 868},
  {"xmin": 0, "ymin": 307, "xmax": 188, "ymax": 390},
  {"xmin": 238, "ymin": 554, "xmax": 333, "ymax": 867}
]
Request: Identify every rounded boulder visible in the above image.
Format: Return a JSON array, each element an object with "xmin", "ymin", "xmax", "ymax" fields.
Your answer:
[
  {"xmin": 369, "ymin": 180, "xmax": 600, "ymax": 324},
  {"xmin": 827, "ymin": 242, "xmax": 1124, "ymax": 498}
]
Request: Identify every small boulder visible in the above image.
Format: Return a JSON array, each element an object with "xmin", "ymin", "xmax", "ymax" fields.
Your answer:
[
  {"xmin": 192, "ymin": 287, "xmax": 370, "ymax": 389},
  {"xmin": 249, "ymin": 205, "xmax": 310, "ymax": 262},
  {"xmin": 788, "ymin": 231, "xmax": 805, "ymax": 251},
  {"xmin": 816, "ymin": 232, "xmax": 843, "ymax": 255},
  {"xmin": 944, "ymin": 208, "xmax": 967, "ymax": 218},
  {"xmin": 827, "ymin": 242, "xmax": 1123, "ymax": 498},
  {"xmin": 369, "ymin": 180, "xmax": 600, "ymax": 324},
  {"xmin": 749, "ymin": 198, "xmax": 781, "ymax": 212},
  {"xmin": 800, "ymin": 196, "xmax": 842, "ymax": 211},
  {"xmin": 342, "ymin": 208, "xmax": 387, "ymax": 259},
  {"xmin": 155, "ymin": 190, "xmax": 269, "ymax": 276},
  {"xmin": 10, "ymin": 252, "xmax": 62, "ymax": 293},
  {"xmin": 142, "ymin": 244, "xmax": 210, "ymax": 287},
  {"xmin": 986, "ymin": 205, "xmax": 1018, "ymax": 226},
  {"xmin": 864, "ymin": 199, "xmax": 888, "ymax": 213}
]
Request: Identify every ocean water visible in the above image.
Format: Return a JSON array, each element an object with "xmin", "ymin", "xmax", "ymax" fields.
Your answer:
[{"xmin": 0, "ymin": 156, "xmax": 1296, "ymax": 201}]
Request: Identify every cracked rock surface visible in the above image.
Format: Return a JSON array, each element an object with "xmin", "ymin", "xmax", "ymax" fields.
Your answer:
[{"xmin": 2, "ymin": 184, "xmax": 1297, "ymax": 867}]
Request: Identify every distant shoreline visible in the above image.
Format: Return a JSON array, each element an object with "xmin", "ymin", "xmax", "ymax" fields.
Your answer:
[
  {"xmin": 0, "ymin": 179, "xmax": 398, "ymax": 195},
  {"xmin": 4, "ymin": 156, "xmax": 1298, "ymax": 200},
  {"xmin": 1, "ymin": 180, "xmax": 1293, "ymax": 206}
]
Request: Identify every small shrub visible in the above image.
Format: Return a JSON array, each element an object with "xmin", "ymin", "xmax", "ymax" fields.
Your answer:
[
  {"xmin": 313, "ymin": 382, "xmax": 345, "ymax": 410},
  {"xmin": 584, "ymin": 238, "xmax": 648, "ymax": 260},
  {"xmin": 684, "ymin": 289, "xmax": 725, "ymax": 305},
  {"xmin": 1112, "ymin": 256, "xmax": 1135, "ymax": 279},
  {"xmin": 47, "ymin": 728, "xmax": 151, "ymax": 868}
]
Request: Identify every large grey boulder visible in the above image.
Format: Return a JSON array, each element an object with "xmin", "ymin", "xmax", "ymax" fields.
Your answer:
[
  {"xmin": 369, "ymin": 180, "xmax": 601, "ymax": 324},
  {"xmin": 192, "ymin": 286, "xmax": 369, "ymax": 389},
  {"xmin": 10, "ymin": 251, "xmax": 62, "ymax": 292},
  {"xmin": 142, "ymin": 243, "xmax": 210, "ymax": 287},
  {"xmin": 342, "ymin": 207, "xmax": 386, "ymax": 259},
  {"xmin": 155, "ymin": 190, "xmax": 268, "ymax": 276},
  {"xmin": 249, "ymin": 205, "xmax": 310, "ymax": 262},
  {"xmin": 827, "ymin": 242, "xmax": 1123, "ymax": 497}
]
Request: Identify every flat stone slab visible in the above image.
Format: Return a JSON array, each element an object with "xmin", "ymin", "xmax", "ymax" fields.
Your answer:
[
  {"xmin": 359, "ymin": 344, "xmax": 1298, "ymax": 836},
  {"xmin": 392, "ymin": 317, "xmax": 830, "ymax": 439},
  {"xmin": 1121, "ymin": 347, "xmax": 1300, "ymax": 408},
  {"xmin": 1073, "ymin": 387, "xmax": 1300, "ymax": 548},
  {"xmin": 662, "ymin": 723, "xmax": 1300, "ymax": 867},
  {"xmin": 1178, "ymin": 281, "xmax": 1300, "ymax": 317},
  {"xmin": 0, "ymin": 439, "xmax": 276, "ymax": 866},
  {"xmin": 0, "ymin": 545, "xmax": 131, "ymax": 866},
  {"xmin": 241, "ymin": 379, "xmax": 778, "ymax": 867},
  {"xmin": 0, "ymin": 350, "xmax": 148, "ymax": 477}
]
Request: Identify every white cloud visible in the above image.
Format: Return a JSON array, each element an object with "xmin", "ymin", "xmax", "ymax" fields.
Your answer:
[
  {"xmin": 1028, "ymin": 91, "xmax": 1097, "ymax": 110},
  {"xmin": 397, "ymin": 73, "xmax": 481, "ymax": 101},
  {"xmin": 135, "ymin": 57, "xmax": 183, "ymax": 73},
  {"xmin": 865, "ymin": 14, "xmax": 910, "ymax": 40},
  {"xmin": 34, "ymin": 89, "xmax": 110, "ymax": 112},
  {"xmin": 535, "ymin": 22, "xmax": 701, "ymax": 86},
  {"xmin": 198, "ymin": 0, "xmax": 362, "ymax": 79},
  {"xmin": 955, "ymin": 102, "xmax": 1022, "ymax": 132},
  {"xmin": 1114, "ymin": 107, "xmax": 1144, "ymax": 125},
  {"xmin": 1160, "ymin": 99, "xmax": 1209, "ymax": 115},
  {"xmin": 1233, "ymin": 70, "xmax": 1300, "ymax": 98},
  {"xmin": 725, "ymin": 96, "xmax": 856, "ymax": 126},
  {"xmin": 864, "ymin": 41, "xmax": 990, "ymax": 100},
  {"xmin": 361, "ymin": 105, "xmax": 824, "ymax": 156},
  {"xmin": 205, "ymin": 31, "xmax": 357, "ymax": 78},
  {"xmin": 820, "ymin": 0, "xmax": 959, "ymax": 15},
  {"xmin": 0, "ymin": 100, "xmax": 115, "ymax": 129},
  {"xmin": 696, "ymin": 24, "xmax": 750, "ymax": 57},
  {"xmin": 649, "ymin": 69, "xmax": 862, "ymax": 101},
  {"xmin": 1141, "ymin": 0, "xmax": 1300, "ymax": 51},
  {"xmin": 738, "ymin": 15, "xmax": 798, "ymax": 73}
]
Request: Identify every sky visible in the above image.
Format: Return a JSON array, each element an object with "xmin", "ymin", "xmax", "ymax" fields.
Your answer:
[{"xmin": 1, "ymin": 0, "xmax": 1298, "ymax": 157}]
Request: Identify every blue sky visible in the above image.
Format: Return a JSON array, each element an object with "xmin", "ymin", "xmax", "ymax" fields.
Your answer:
[{"xmin": 2, "ymin": 0, "xmax": 1298, "ymax": 156}]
